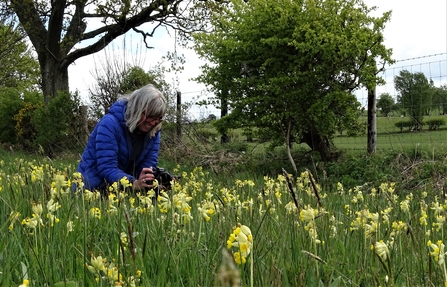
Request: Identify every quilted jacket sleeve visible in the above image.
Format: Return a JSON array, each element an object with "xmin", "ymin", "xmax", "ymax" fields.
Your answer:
[{"xmin": 95, "ymin": 116, "xmax": 132, "ymax": 184}]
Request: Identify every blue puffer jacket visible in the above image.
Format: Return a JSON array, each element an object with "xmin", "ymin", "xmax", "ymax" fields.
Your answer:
[{"xmin": 77, "ymin": 100, "xmax": 160, "ymax": 190}]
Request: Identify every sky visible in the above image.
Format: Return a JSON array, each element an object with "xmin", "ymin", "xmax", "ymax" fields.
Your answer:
[{"xmin": 68, "ymin": 0, "xmax": 447, "ymax": 113}]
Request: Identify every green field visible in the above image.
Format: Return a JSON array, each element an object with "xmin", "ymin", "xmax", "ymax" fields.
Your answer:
[
  {"xmin": 1, "ymin": 148, "xmax": 447, "ymax": 286},
  {"xmin": 335, "ymin": 115, "xmax": 447, "ymax": 151}
]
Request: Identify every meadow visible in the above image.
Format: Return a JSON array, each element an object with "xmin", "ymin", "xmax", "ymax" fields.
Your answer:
[{"xmin": 1, "ymin": 148, "xmax": 447, "ymax": 287}]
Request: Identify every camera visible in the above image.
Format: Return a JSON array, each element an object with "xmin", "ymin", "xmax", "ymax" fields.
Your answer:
[{"xmin": 146, "ymin": 167, "xmax": 180, "ymax": 188}]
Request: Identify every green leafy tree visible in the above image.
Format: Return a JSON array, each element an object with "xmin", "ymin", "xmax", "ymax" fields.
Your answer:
[
  {"xmin": 376, "ymin": 93, "xmax": 395, "ymax": 117},
  {"xmin": 193, "ymin": 0, "xmax": 393, "ymax": 161},
  {"xmin": 1, "ymin": 0, "xmax": 223, "ymax": 103},
  {"xmin": 0, "ymin": 17, "xmax": 41, "ymax": 144},
  {"xmin": 394, "ymin": 70, "xmax": 432, "ymax": 130},
  {"xmin": 0, "ymin": 20, "xmax": 40, "ymax": 90},
  {"xmin": 432, "ymin": 84, "xmax": 447, "ymax": 115}
]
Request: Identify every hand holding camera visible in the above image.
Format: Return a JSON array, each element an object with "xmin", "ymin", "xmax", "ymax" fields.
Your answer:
[{"xmin": 143, "ymin": 167, "xmax": 180, "ymax": 189}]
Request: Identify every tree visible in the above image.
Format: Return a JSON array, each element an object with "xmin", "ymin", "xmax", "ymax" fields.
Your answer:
[
  {"xmin": 193, "ymin": 0, "xmax": 392, "ymax": 162},
  {"xmin": 2, "ymin": 0, "xmax": 222, "ymax": 104},
  {"xmin": 89, "ymin": 63, "xmax": 174, "ymax": 120},
  {"xmin": 432, "ymin": 84, "xmax": 447, "ymax": 115},
  {"xmin": 376, "ymin": 93, "xmax": 395, "ymax": 117},
  {"xmin": 394, "ymin": 70, "xmax": 432, "ymax": 130},
  {"xmin": 0, "ymin": 17, "xmax": 41, "ymax": 144},
  {"xmin": 0, "ymin": 18, "xmax": 40, "ymax": 90}
]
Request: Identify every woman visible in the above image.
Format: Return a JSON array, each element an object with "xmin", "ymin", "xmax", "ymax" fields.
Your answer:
[{"xmin": 77, "ymin": 84, "xmax": 166, "ymax": 192}]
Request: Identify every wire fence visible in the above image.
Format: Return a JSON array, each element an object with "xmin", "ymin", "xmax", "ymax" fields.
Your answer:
[{"xmin": 179, "ymin": 53, "xmax": 447, "ymax": 151}]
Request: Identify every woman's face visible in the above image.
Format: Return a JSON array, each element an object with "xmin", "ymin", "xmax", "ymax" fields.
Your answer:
[{"xmin": 137, "ymin": 111, "xmax": 163, "ymax": 133}]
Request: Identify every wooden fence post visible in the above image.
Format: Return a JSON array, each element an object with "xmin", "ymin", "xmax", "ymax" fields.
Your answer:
[
  {"xmin": 79, "ymin": 105, "xmax": 89, "ymax": 145},
  {"xmin": 176, "ymin": 91, "xmax": 182, "ymax": 139},
  {"xmin": 367, "ymin": 86, "xmax": 377, "ymax": 154}
]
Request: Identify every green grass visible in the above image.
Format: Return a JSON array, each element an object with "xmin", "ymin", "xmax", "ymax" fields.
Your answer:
[
  {"xmin": 334, "ymin": 115, "xmax": 447, "ymax": 151},
  {"xmin": 1, "ymin": 150, "xmax": 447, "ymax": 286}
]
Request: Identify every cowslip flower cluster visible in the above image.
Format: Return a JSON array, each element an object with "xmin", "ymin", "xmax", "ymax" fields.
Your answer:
[
  {"xmin": 427, "ymin": 240, "xmax": 447, "ymax": 286},
  {"xmin": 227, "ymin": 224, "xmax": 253, "ymax": 264},
  {"xmin": 300, "ymin": 205, "xmax": 322, "ymax": 244},
  {"xmin": 374, "ymin": 240, "xmax": 390, "ymax": 261},
  {"xmin": 86, "ymin": 253, "xmax": 142, "ymax": 286}
]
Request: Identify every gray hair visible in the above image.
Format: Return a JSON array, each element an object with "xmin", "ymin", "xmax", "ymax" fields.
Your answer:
[{"xmin": 122, "ymin": 84, "xmax": 166, "ymax": 137}]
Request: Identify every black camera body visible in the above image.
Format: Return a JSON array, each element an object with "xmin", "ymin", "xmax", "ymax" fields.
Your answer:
[{"xmin": 146, "ymin": 167, "xmax": 180, "ymax": 188}]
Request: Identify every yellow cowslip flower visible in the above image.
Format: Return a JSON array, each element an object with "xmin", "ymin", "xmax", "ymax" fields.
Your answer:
[
  {"xmin": 228, "ymin": 224, "xmax": 253, "ymax": 264},
  {"xmin": 300, "ymin": 207, "xmax": 318, "ymax": 222},
  {"xmin": 420, "ymin": 211, "xmax": 428, "ymax": 226},
  {"xmin": 374, "ymin": 240, "xmax": 390, "ymax": 261},
  {"xmin": 381, "ymin": 207, "xmax": 393, "ymax": 224},
  {"xmin": 344, "ymin": 204, "xmax": 351, "ymax": 216},
  {"xmin": 51, "ymin": 173, "xmax": 69, "ymax": 197},
  {"xmin": 336, "ymin": 182, "xmax": 344, "ymax": 193},
  {"xmin": 285, "ymin": 201, "xmax": 298, "ymax": 214},
  {"xmin": 67, "ymin": 221, "xmax": 74, "ymax": 233},
  {"xmin": 400, "ymin": 199, "xmax": 410, "ymax": 213},
  {"xmin": 106, "ymin": 263, "xmax": 122, "ymax": 282},
  {"xmin": 84, "ymin": 189, "xmax": 100, "ymax": 202},
  {"xmin": 431, "ymin": 201, "xmax": 445, "ymax": 215},
  {"xmin": 46, "ymin": 213, "xmax": 59, "ymax": 226},
  {"xmin": 390, "ymin": 221, "xmax": 406, "ymax": 237},
  {"xmin": 433, "ymin": 215, "xmax": 446, "ymax": 232},
  {"xmin": 173, "ymin": 192, "xmax": 192, "ymax": 214},
  {"xmin": 46, "ymin": 198, "xmax": 61, "ymax": 213},
  {"xmin": 308, "ymin": 228, "xmax": 321, "ymax": 244},
  {"xmin": 31, "ymin": 165, "xmax": 44, "ymax": 182},
  {"xmin": 227, "ymin": 233, "xmax": 237, "ymax": 249},
  {"xmin": 120, "ymin": 176, "xmax": 132, "ymax": 188},
  {"xmin": 71, "ymin": 172, "xmax": 84, "ymax": 190},
  {"xmin": 427, "ymin": 240, "xmax": 446, "ymax": 266},
  {"xmin": 198, "ymin": 200, "xmax": 215, "ymax": 222},
  {"xmin": 90, "ymin": 207, "xmax": 101, "ymax": 219},
  {"xmin": 157, "ymin": 191, "xmax": 171, "ymax": 213},
  {"xmin": 8, "ymin": 211, "xmax": 20, "ymax": 231},
  {"xmin": 233, "ymin": 251, "xmax": 246, "ymax": 265},
  {"xmin": 32, "ymin": 202, "xmax": 43, "ymax": 217},
  {"xmin": 120, "ymin": 232, "xmax": 128, "ymax": 246},
  {"xmin": 19, "ymin": 279, "xmax": 30, "ymax": 287}
]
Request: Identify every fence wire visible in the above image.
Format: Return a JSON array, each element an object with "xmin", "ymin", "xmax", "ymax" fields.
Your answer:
[{"xmin": 180, "ymin": 53, "xmax": 447, "ymax": 150}]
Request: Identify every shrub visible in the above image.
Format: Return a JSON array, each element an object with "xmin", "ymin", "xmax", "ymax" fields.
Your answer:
[
  {"xmin": 394, "ymin": 120, "xmax": 415, "ymax": 132},
  {"xmin": 31, "ymin": 91, "xmax": 82, "ymax": 155},
  {"xmin": 425, "ymin": 119, "xmax": 446, "ymax": 130}
]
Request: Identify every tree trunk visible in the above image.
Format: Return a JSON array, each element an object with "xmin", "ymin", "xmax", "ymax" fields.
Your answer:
[
  {"xmin": 302, "ymin": 127, "xmax": 338, "ymax": 161},
  {"xmin": 39, "ymin": 54, "xmax": 69, "ymax": 104}
]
